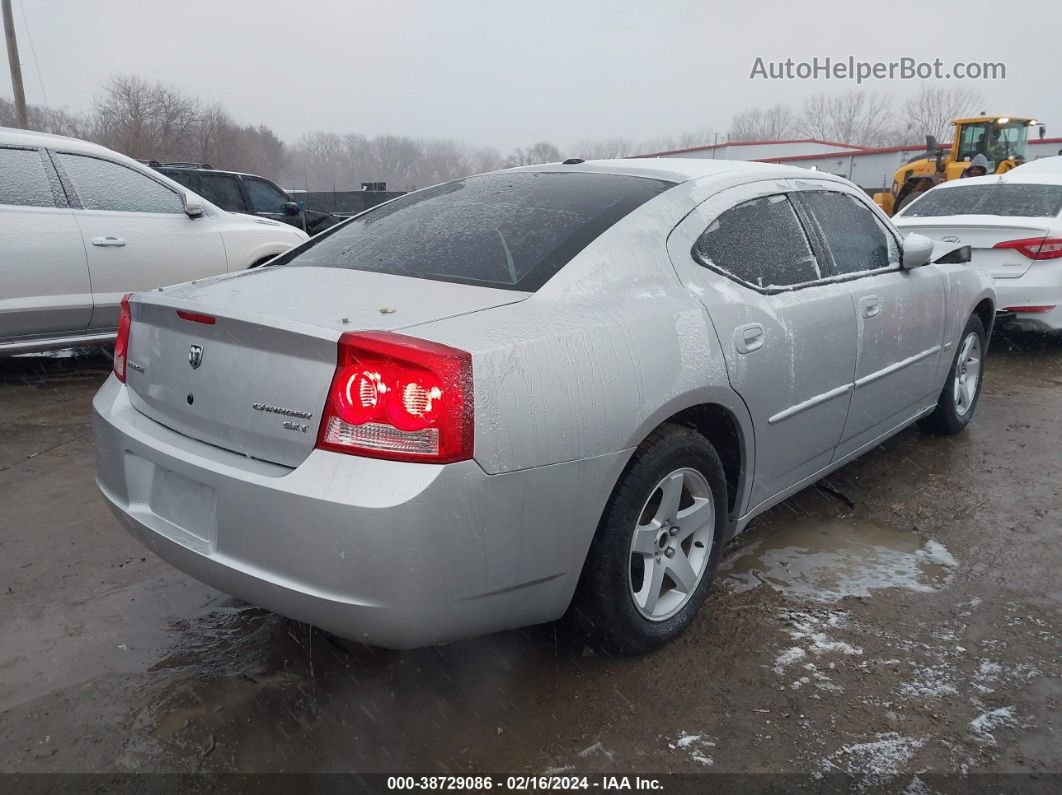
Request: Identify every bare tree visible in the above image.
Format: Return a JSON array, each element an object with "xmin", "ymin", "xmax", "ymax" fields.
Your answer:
[
  {"xmin": 286, "ymin": 132, "xmax": 499, "ymax": 192},
  {"xmin": 92, "ymin": 75, "xmax": 201, "ymax": 160},
  {"xmin": 900, "ymin": 85, "xmax": 982, "ymax": 145},
  {"xmin": 504, "ymin": 141, "xmax": 561, "ymax": 167},
  {"xmin": 798, "ymin": 91, "xmax": 898, "ymax": 146},
  {"xmin": 1, "ymin": 97, "xmax": 89, "ymax": 136},
  {"xmin": 730, "ymin": 104, "xmax": 798, "ymax": 141},
  {"xmin": 573, "ymin": 137, "xmax": 634, "ymax": 159}
]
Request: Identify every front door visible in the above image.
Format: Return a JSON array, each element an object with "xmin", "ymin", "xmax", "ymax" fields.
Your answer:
[
  {"xmin": 52, "ymin": 151, "xmax": 228, "ymax": 329},
  {"xmin": 667, "ymin": 181, "xmax": 858, "ymax": 513}
]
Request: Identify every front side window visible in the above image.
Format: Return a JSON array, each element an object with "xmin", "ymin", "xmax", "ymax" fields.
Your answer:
[
  {"xmin": 57, "ymin": 153, "xmax": 184, "ymax": 214},
  {"xmin": 692, "ymin": 194, "xmax": 820, "ymax": 289},
  {"xmin": 0, "ymin": 147, "xmax": 56, "ymax": 208},
  {"xmin": 199, "ymin": 173, "xmax": 248, "ymax": 212},
  {"xmin": 244, "ymin": 178, "xmax": 290, "ymax": 213},
  {"xmin": 280, "ymin": 171, "xmax": 674, "ymax": 291},
  {"xmin": 801, "ymin": 191, "xmax": 898, "ymax": 276},
  {"xmin": 900, "ymin": 184, "xmax": 1062, "ymax": 218}
]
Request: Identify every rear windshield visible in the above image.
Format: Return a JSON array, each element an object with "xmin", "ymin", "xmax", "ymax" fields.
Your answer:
[
  {"xmin": 276, "ymin": 171, "xmax": 674, "ymax": 291},
  {"xmin": 901, "ymin": 184, "xmax": 1062, "ymax": 218}
]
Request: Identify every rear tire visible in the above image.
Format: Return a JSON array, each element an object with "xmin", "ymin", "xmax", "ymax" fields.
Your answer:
[
  {"xmin": 919, "ymin": 315, "xmax": 986, "ymax": 435},
  {"xmin": 570, "ymin": 424, "xmax": 728, "ymax": 656}
]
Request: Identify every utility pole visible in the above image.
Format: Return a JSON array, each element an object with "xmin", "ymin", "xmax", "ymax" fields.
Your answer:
[{"xmin": 2, "ymin": 0, "xmax": 28, "ymax": 129}]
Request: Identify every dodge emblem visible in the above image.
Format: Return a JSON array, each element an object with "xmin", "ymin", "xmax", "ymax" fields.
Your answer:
[{"xmin": 188, "ymin": 344, "xmax": 204, "ymax": 369}]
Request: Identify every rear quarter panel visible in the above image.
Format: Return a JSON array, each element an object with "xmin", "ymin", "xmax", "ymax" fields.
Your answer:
[
  {"xmin": 933, "ymin": 262, "xmax": 996, "ymax": 389},
  {"xmin": 404, "ymin": 181, "xmax": 753, "ymax": 484}
]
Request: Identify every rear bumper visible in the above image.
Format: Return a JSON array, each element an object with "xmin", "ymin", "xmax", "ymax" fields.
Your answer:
[
  {"xmin": 93, "ymin": 376, "xmax": 628, "ymax": 648},
  {"xmin": 994, "ymin": 268, "xmax": 1062, "ymax": 333},
  {"xmin": 995, "ymin": 307, "xmax": 1062, "ymax": 334}
]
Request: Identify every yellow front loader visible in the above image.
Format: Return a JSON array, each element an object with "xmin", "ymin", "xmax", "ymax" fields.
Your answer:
[{"xmin": 874, "ymin": 115, "xmax": 1043, "ymax": 215}]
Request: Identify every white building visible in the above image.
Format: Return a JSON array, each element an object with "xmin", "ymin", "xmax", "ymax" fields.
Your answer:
[{"xmin": 637, "ymin": 137, "xmax": 1062, "ymax": 193}]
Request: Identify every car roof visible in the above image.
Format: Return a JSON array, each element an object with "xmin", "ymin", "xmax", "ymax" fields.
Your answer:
[
  {"xmin": 156, "ymin": 164, "xmax": 261, "ymax": 180},
  {"xmin": 513, "ymin": 157, "xmax": 853, "ymax": 187},
  {"xmin": 0, "ymin": 126, "xmax": 117, "ymax": 157},
  {"xmin": 913, "ymin": 168, "xmax": 1062, "ymax": 191}
]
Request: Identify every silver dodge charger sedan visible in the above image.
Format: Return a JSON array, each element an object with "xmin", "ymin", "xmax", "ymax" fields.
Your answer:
[{"xmin": 93, "ymin": 159, "xmax": 995, "ymax": 653}]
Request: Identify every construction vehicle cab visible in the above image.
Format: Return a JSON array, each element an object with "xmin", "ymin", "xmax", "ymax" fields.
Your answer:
[{"xmin": 875, "ymin": 116, "xmax": 1042, "ymax": 215}]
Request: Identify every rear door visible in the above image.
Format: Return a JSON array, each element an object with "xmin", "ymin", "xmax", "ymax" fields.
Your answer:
[
  {"xmin": 0, "ymin": 145, "xmax": 92, "ymax": 339},
  {"xmin": 667, "ymin": 180, "xmax": 858, "ymax": 512},
  {"xmin": 799, "ymin": 189, "xmax": 946, "ymax": 459},
  {"xmin": 53, "ymin": 151, "xmax": 229, "ymax": 329},
  {"xmin": 197, "ymin": 172, "xmax": 250, "ymax": 214}
]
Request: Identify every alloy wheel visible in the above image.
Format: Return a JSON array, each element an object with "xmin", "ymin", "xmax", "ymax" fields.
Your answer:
[
  {"xmin": 628, "ymin": 467, "xmax": 715, "ymax": 621},
  {"xmin": 953, "ymin": 332, "xmax": 982, "ymax": 417}
]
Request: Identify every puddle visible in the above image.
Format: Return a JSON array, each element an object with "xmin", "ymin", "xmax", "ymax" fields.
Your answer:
[
  {"xmin": 719, "ymin": 518, "xmax": 957, "ymax": 602},
  {"xmin": 0, "ymin": 572, "xmax": 265, "ymax": 713}
]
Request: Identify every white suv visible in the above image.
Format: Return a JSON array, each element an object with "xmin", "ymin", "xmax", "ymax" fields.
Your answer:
[{"xmin": 0, "ymin": 128, "xmax": 308, "ymax": 354}]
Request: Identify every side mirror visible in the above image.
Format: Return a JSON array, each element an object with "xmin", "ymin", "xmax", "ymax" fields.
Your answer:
[
  {"xmin": 283, "ymin": 201, "xmax": 301, "ymax": 216},
  {"xmin": 933, "ymin": 244, "xmax": 972, "ymax": 265},
  {"xmin": 901, "ymin": 233, "xmax": 934, "ymax": 269},
  {"xmin": 183, "ymin": 195, "xmax": 204, "ymax": 218},
  {"xmin": 925, "ymin": 134, "xmax": 938, "ymax": 153}
]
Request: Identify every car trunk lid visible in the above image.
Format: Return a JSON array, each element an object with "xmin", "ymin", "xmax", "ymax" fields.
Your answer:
[
  {"xmin": 124, "ymin": 267, "xmax": 528, "ymax": 467},
  {"xmin": 895, "ymin": 216, "xmax": 1055, "ymax": 278}
]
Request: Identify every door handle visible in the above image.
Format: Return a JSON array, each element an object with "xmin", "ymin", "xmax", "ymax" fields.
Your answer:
[
  {"xmin": 860, "ymin": 296, "xmax": 881, "ymax": 318},
  {"xmin": 734, "ymin": 323, "xmax": 765, "ymax": 354},
  {"xmin": 91, "ymin": 236, "xmax": 126, "ymax": 248}
]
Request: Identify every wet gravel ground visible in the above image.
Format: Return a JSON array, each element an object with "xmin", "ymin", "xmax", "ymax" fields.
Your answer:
[{"xmin": 0, "ymin": 334, "xmax": 1059, "ymax": 787}]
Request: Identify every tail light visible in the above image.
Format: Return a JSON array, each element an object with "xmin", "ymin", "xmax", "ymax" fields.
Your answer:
[
  {"xmin": 317, "ymin": 332, "xmax": 473, "ymax": 463},
  {"xmin": 1003, "ymin": 305, "xmax": 1056, "ymax": 313},
  {"xmin": 113, "ymin": 293, "xmax": 132, "ymax": 382},
  {"xmin": 992, "ymin": 237, "xmax": 1062, "ymax": 260}
]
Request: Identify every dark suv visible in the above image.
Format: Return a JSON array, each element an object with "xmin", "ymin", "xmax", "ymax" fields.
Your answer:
[{"xmin": 148, "ymin": 163, "xmax": 340, "ymax": 235}]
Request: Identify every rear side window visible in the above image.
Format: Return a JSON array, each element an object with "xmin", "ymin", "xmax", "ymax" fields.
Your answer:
[
  {"xmin": 800, "ymin": 191, "xmax": 898, "ymax": 275},
  {"xmin": 692, "ymin": 194, "xmax": 820, "ymax": 289},
  {"xmin": 57, "ymin": 153, "xmax": 184, "ymax": 214},
  {"xmin": 0, "ymin": 147, "xmax": 56, "ymax": 208},
  {"xmin": 199, "ymin": 173, "xmax": 248, "ymax": 212},
  {"xmin": 280, "ymin": 172, "xmax": 674, "ymax": 291},
  {"xmin": 900, "ymin": 183, "xmax": 1062, "ymax": 218}
]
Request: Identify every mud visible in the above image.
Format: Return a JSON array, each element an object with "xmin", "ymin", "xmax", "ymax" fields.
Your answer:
[{"xmin": 0, "ymin": 333, "xmax": 1060, "ymax": 785}]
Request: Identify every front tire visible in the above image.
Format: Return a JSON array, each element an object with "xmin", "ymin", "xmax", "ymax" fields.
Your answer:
[
  {"xmin": 570, "ymin": 424, "xmax": 728, "ymax": 655},
  {"xmin": 919, "ymin": 315, "xmax": 986, "ymax": 435}
]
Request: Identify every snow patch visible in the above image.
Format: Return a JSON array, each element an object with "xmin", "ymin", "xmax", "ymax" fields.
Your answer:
[
  {"xmin": 899, "ymin": 664, "xmax": 959, "ymax": 699},
  {"xmin": 669, "ymin": 732, "xmax": 716, "ymax": 767},
  {"xmin": 773, "ymin": 646, "xmax": 806, "ymax": 673},
  {"xmin": 821, "ymin": 733, "xmax": 926, "ymax": 787},
  {"xmin": 971, "ymin": 707, "xmax": 1017, "ymax": 744}
]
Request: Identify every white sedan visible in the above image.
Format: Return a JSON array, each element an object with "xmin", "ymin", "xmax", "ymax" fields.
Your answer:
[
  {"xmin": 894, "ymin": 157, "xmax": 1062, "ymax": 333},
  {"xmin": 0, "ymin": 128, "xmax": 308, "ymax": 354}
]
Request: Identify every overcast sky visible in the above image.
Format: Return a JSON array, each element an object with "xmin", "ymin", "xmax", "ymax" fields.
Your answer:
[{"xmin": 7, "ymin": 0, "xmax": 1060, "ymax": 151}]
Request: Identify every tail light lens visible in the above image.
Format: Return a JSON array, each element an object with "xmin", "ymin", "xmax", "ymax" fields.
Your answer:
[
  {"xmin": 992, "ymin": 236, "xmax": 1062, "ymax": 260},
  {"xmin": 1003, "ymin": 305, "xmax": 1056, "ymax": 313},
  {"xmin": 317, "ymin": 332, "xmax": 473, "ymax": 463},
  {"xmin": 113, "ymin": 293, "xmax": 132, "ymax": 382}
]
